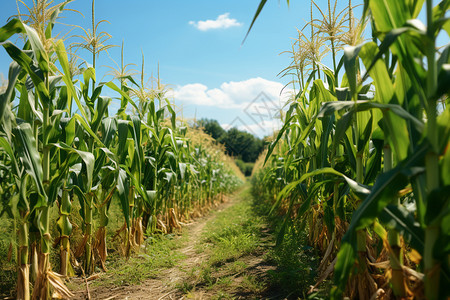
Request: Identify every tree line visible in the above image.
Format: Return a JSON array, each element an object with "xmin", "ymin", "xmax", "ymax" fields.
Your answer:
[{"xmin": 197, "ymin": 119, "xmax": 264, "ymax": 176}]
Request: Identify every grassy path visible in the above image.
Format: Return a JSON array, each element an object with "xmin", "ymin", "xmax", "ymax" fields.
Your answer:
[
  {"xmin": 173, "ymin": 187, "xmax": 276, "ymax": 299},
  {"xmin": 70, "ymin": 186, "xmax": 282, "ymax": 299}
]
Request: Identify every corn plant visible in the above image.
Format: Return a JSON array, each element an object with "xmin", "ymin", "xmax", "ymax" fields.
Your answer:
[
  {"xmin": 0, "ymin": 9, "xmax": 95, "ymax": 298},
  {"xmin": 0, "ymin": 1, "xmax": 243, "ymax": 299},
  {"xmin": 252, "ymin": 0, "xmax": 449, "ymax": 299}
]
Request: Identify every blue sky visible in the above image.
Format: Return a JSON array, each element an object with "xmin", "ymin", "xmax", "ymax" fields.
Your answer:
[{"xmin": 0, "ymin": 0, "xmax": 362, "ymax": 137}]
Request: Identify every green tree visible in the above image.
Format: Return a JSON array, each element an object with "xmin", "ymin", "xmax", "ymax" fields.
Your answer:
[
  {"xmin": 221, "ymin": 128, "xmax": 263, "ymax": 162},
  {"xmin": 197, "ymin": 119, "xmax": 264, "ymax": 163},
  {"xmin": 198, "ymin": 119, "xmax": 226, "ymax": 140}
]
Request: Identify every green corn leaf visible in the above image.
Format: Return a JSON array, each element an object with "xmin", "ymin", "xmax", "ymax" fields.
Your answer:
[
  {"xmin": 442, "ymin": 136, "xmax": 450, "ymax": 186},
  {"xmin": 264, "ymin": 115, "xmax": 295, "ymax": 165},
  {"xmin": 124, "ymin": 167, "xmax": 148, "ymax": 204},
  {"xmin": 319, "ymin": 114, "xmax": 334, "ymax": 168},
  {"xmin": 21, "ymin": 23, "xmax": 49, "ymax": 74},
  {"xmin": 319, "ymin": 101, "xmax": 424, "ymax": 134},
  {"xmin": 147, "ymin": 190, "xmax": 156, "ymax": 201},
  {"xmin": 359, "ymin": 42, "xmax": 395, "ymax": 105},
  {"xmin": 433, "ymin": 0, "xmax": 450, "ymax": 24},
  {"xmin": 343, "ymin": 45, "xmax": 362, "ymax": 98},
  {"xmin": 276, "ymin": 167, "xmax": 371, "ymax": 215},
  {"xmin": 73, "ymin": 114, "xmax": 105, "ymax": 146},
  {"xmin": 364, "ymin": 139, "xmax": 383, "ymax": 185},
  {"xmin": 425, "ymin": 186, "xmax": 450, "ymax": 227},
  {"xmin": 369, "ymin": 1, "xmax": 427, "ymax": 111},
  {"xmin": 55, "ymin": 39, "xmax": 88, "ymax": 119},
  {"xmin": 63, "ymin": 117, "xmax": 76, "ymax": 145},
  {"xmin": 0, "ymin": 136, "xmax": 19, "ymax": 176},
  {"xmin": 179, "ymin": 163, "xmax": 187, "ymax": 180},
  {"xmin": 0, "ymin": 19, "xmax": 48, "ymax": 73},
  {"xmin": 370, "ymin": 0, "xmax": 409, "ymax": 32},
  {"xmin": 434, "ymin": 214, "xmax": 450, "ymax": 261},
  {"xmin": 117, "ymin": 120, "xmax": 129, "ymax": 164},
  {"xmin": 17, "ymin": 174, "xmax": 30, "ymax": 213},
  {"xmin": 2, "ymin": 42, "xmax": 49, "ymax": 104},
  {"xmin": 18, "ymin": 82, "xmax": 34, "ymax": 125},
  {"xmin": 51, "ymin": 142, "xmax": 95, "ymax": 191},
  {"xmin": 437, "ymin": 64, "xmax": 450, "ymax": 101},
  {"xmin": 438, "ymin": 45, "xmax": 449, "ymax": 70},
  {"xmin": 56, "ymin": 214, "xmax": 72, "ymax": 236},
  {"xmin": 345, "ymin": 141, "xmax": 429, "ymax": 235},
  {"xmin": 436, "ymin": 106, "xmax": 450, "ymax": 154},
  {"xmin": 293, "ymin": 180, "xmax": 335, "ymax": 220},
  {"xmin": 59, "ymin": 186, "xmax": 72, "ymax": 216},
  {"xmin": 276, "ymin": 214, "xmax": 291, "ymax": 246},
  {"xmin": 12, "ymin": 123, "xmax": 46, "ymax": 201},
  {"xmin": 0, "ymin": 19, "xmax": 24, "ymax": 42},
  {"xmin": 243, "ymin": 0, "xmax": 268, "ymax": 44},
  {"xmin": 116, "ymin": 168, "xmax": 130, "ymax": 229},
  {"xmin": 332, "ymin": 110, "xmax": 353, "ymax": 153},
  {"xmin": 343, "ymin": 133, "xmax": 356, "ymax": 171},
  {"xmin": 101, "ymin": 117, "xmax": 117, "ymax": 147},
  {"xmin": 380, "ymin": 204, "xmax": 425, "ymax": 253},
  {"xmin": 105, "ymin": 82, "xmax": 141, "ymax": 117},
  {"xmin": 0, "ymin": 62, "xmax": 21, "ymax": 124},
  {"xmin": 165, "ymin": 99, "xmax": 177, "ymax": 129},
  {"xmin": 361, "ymin": 28, "xmax": 410, "ymax": 83},
  {"xmin": 331, "ymin": 241, "xmax": 356, "ymax": 299},
  {"xmin": 356, "ymin": 111, "xmax": 372, "ymax": 153},
  {"xmin": 92, "ymin": 96, "xmax": 111, "ymax": 134},
  {"xmin": 47, "ymin": 156, "xmax": 72, "ymax": 206},
  {"xmin": 130, "ymin": 116, "xmax": 143, "ymax": 182}
]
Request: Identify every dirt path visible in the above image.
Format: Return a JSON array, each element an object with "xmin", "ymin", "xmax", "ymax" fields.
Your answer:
[{"xmin": 71, "ymin": 195, "xmax": 264, "ymax": 300}]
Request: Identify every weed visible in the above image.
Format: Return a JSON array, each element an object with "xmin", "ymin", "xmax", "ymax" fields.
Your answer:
[
  {"xmin": 226, "ymin": 261, "xmax": 247, "ymax": 273},
  {"xmin": 265, "ymin": 227, "xmax": 319, "ymax": 298},
  {"xmin": 211, "ymin": 290, "xmax": 234, "ymax": 299},
  {"xmin": 216, "ymin": 276, "xmax": 233, "ymax": 287},
  {"xmin": 241, "ymin": 274, "xmax": 265, "ymax": 293}
]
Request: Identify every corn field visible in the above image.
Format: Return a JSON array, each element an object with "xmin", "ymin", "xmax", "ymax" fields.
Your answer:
[
  {"xmin": 252, "ymin": 0, "xmax": 449, "ymax": 299},
  {"xmin": 0, "ymin": 1, "xmax": 242, "ymax": 299}
]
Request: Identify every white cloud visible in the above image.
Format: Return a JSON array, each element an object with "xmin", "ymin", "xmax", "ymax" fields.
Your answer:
[
  {"xmin": 189, "ymin": 13, "xmax": 242, "ymax": 31},
  {"xmin": 169, "ymin": 83, "xmax": 232, "ymax": 107},
  {"xmin": 169, "ymin": 77, "xmax": 293, "ymax": 138},
  {"xmin": 170, "ymin": 77, "xmax": 291, "ymax": 109}
]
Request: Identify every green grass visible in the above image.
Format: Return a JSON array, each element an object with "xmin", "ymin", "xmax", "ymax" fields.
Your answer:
[
  {"xmin": 201, "ymin": 189, "xmax": 263, "ymax": 266},
  {"xmin": 89, "ymin": 233, "xmax": 185, "ymax": 287},
  {"xmin": 180, "ymin": 188, "xmax": 266, "ymax": 296}
]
